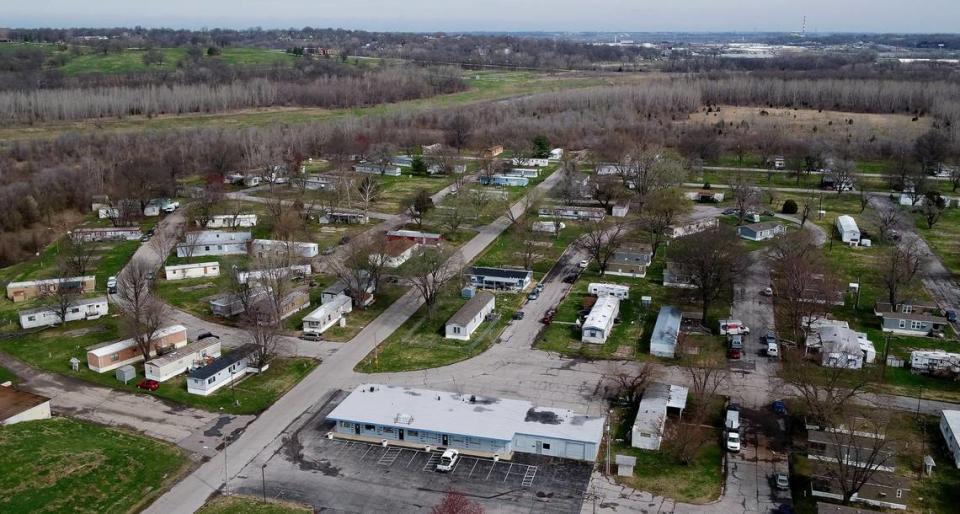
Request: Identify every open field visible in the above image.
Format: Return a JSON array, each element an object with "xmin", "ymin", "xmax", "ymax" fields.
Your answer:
[
  {"xmin": 914, "ymin": 207, "xmax": 960, "ymax": 278},
  {"xmin": 0, "ymin": 70, "xmax": 629, "ymax": 142},
  {"xmin": 0, "ymin": 417, "xmax": 187, "ymax": 514},
  {"xmin": 0, "ymin": 318, "xmax": 317, "ymax": 414},
  {"xmin": 356, "ymin": 286, "xmax": 524, "ymax": 373},
  {"xmin": 320, "ymin": 284, "xmax": 408, "ymax": 342},
  {"xmin": 473, "ymin": 221, "xmax": 586, "ymax": 274},
  {"xmin": 197, "ymin": 495, "xmax": 312, "ymax": 514}
]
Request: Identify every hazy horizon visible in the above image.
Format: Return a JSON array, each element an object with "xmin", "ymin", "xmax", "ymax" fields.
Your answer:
[{"xmin": 6, "ymin": 0, "xmax": 960, "ymax": 34}]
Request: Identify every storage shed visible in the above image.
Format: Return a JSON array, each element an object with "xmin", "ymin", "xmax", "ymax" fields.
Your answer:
[{"xmin": 326, "ymin": 384, "xmax": 606, "ymax": 462}]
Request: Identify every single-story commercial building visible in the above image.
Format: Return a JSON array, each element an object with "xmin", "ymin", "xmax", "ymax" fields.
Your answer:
[
  {"xmin": 203, "ymin": 214, "xmax": 258, "ymax": 228},
  {"xmin": 445, "ymin": 291, "xmax": 496, "ymax": 341},
  {"xmin": 176, "ymin": 230, "xmax": 251, "ymax": 258},
  {"xmin": 0, "ymin": 386, "xmax": 52, "ymax": 426},
  {"xmin": 631, "ymin": 382, "xmax": 688, "ymax": 451},
  {"xmin": 369, "ymin": 239, "xmax": 418, "ymax": 268},
  {"xmin": 588, "ymin": 283, "xmax": 630, "ymax": 299},
  {"xmin": 940, "ymin": 410, "xmax": 960, "ymax": 469},
  {"xmin": 737, "ymin": 222, "xmax": 786, "ymax": 241},
  {"xmin": 538, "ymin": 206, "xmax": 605, "ymax": 221},
  {"xmin": 236, "ymin": 264, "xmax": 312, "ymax": 285},
  {"xmin": 18, "ymin": 296, "xmax": 109, "ymax": 329},
  {"xmin": 302, "ymin": 294, "xmax": 353, "ymax": 335},
  {"xmin": 836, "ymin": 215, "xmax": 861, "ymax": 244},
  {"xmin": 650, "ymin": 306, "xmax": 682, "ymax": 358},
  {"xmin": 144, "ymin": 338, "xmax": 222, "ymax": 382},
  {"xmin": 582, "ymin": 296, "xmax": 620, "ymax": 345},
  {"xmin": 186, "ymin": 344, "xmax": 258, "ymax": 396},
  {"xmin": 327, "ymin": 384, "xmax": 606, "ymax": 461},
  {"xmin": 479, "ymin": 174, "xmax": 529, "ymax": 187},
  {"xmin": 6, "ymin": 275, "xmax": 96, "ymax": 303},
  {"xmin": 86, "ymin": 325, "xmax": 188, "ymax": 373},
  {"xmin": 604, "ymin": 245, "xmax": 653, "ymax": 278},
  {"xmin": 251, "ymin": 239, "xmax": 319, "ymax": 259},
  {"xmin": 164, "ymin": 262, "xmax": 220, "ymax": 281},
  {"xmin": 72, "ymin": 227, "xmax": 143, "ymax": 242},
  {"xmin": 354, "ymin": 163, "xmax": 402, "ymax": 176},
  {"xmin": 386, "ymin": 229, "xmax": 442, "ymax": 246},
  {"xmin": 468, "ymin": 267, "xmax": 533, "ymax": 292},
  {"xmin": 665, "ymin": 217, "xmax": 719, "ymax": 239}
]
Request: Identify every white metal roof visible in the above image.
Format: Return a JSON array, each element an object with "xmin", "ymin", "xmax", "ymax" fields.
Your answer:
[
  {"xmin": 303, "ymin": 294, "xmax": 351, "ymax": 322},
  {"xmin": 145, "ymin": 338, "xmax": 220, "ymax": 368},
  {"xmin": 87, "ymin": 325, "xmax": 187, "ymax": 357},
  {"xmin": 387, "ymin": 229, "xmax": 442, "ymax": 239},
  {"xmin": 588, "ymin": 283, "xmax": 630, "ymax": 293},
  {"xmin": 633, "ymin": 382, "xmax": 688, "ymax": 435},
  {"xmin": 7, "ymin": 275, "xmax": 95, "ymax": 289},
  {"xmin": 836, "ymin": 215, "xmax": 860, "ymax": 233},
  {"xmin": 943, "ymin": 410, "xmax": 960, "ymax": 438},
  {"xmin": 165, "ymin": 261, "xmax": 219, "ymax": 271},
  {"xmin": 19, "ymin": 296, "xmax": 108, "ymax": 316},
  {"xmin": 327, "ymin": 384, "xmax": 605, "ymax": 445},
  {"xmin": 183, "ymin": 230, "xmax": 251, "ymax": 246},
  {"xmin": 583, "ymin": 296, "xmax": 619, "ymax": 331}
]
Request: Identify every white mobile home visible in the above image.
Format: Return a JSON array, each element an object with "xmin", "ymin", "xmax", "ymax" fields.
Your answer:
[
  {"xmin": 582, "ymin": 296, "xmax": 620, "ymax": 345},
  {"xmin": 203, "ymin": 214, "xmax": 258, "ymax": 228},
  {"xmin": 176, "ymin": 231, "xmax": 251, "ymax": 258},
  {"xmin": 531, "ymin": 221, "xmax": 565, "ymax": 234},
  {"xmin": 445, "ymin": 291, "xmax": 496, "ymax": 341},
  {"xmin": 368, "ymin": 239, "xmax": 418, "ymax": 269},
  {"xmin": 144, "ymin": 338, "xmax": 222, "ymax": 382},
  {"xmin": 251, "ymin": 239, "xmax": 319, "ymax": 259},
  {"xmin": 164, "ymin": 262, "xmax": 221, "ymax": 281},
  {"xmin": 941, "ymin": 410, "xmax": 960, "ymax": 469},
  {"xmin": 538, "ymin": 206, "xmax": 605, "ymax": 221},
  {"xmin": 236, "ymin": 264, "xmax": 312, "ymax": 285},
  {"xmin": 73, "ymin": 227, "xmax": 143, "ymax": 242},
  {"xmin": 665, "ymin": 217, "xmax": 719, "ymax": 238},
  {"xmin": 836, "ymin": 215, "xmax": 861, "ymax": 244},
  {"xmin": 650, "ymin": 306, "xmax": 682, "ymax": 358},
  {"xmin": 605, "ymin": 245, "xmax": 653, "ymax": 278},
  {"xmin": 354, "ymin": 163, "xmax": 402, "ymax": 176},
  {"xmin": 504, "ymin": 168, "xmax": 540, "ymax": 178},
  {"xmin": 186, "ymin": 344, "xmax": 258, "ymax": 396},
  {"xmin": 588, "ymin": 283, "xmax": 630, "ymax": 299},
  {"xmin": 511, "ymin": 157, "xmax": 549, "ymax": 167},
  {"xmin": 631, "ymin": 383, "xmax": 688, "ymax": 451},
  {"xmin": 910, "ymin": 350, "xmax": 960, "ymax": 376},
  {"xmin": 327, "ymin": 384, "xmax": 606, "ymax": 462},
  {"xmin": 18, "ymin": 296, "xmax": 109, "ymax": 329},
  {"xmin": 737, "ymin": 222, "xmax": 786, "ymax": 241},
  {"xmin": 302, "ymin": 294, "xmax": 353, "ymax": 335}
]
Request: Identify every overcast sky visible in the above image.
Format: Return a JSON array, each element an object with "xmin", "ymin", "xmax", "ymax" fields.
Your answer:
[{"xmin": 6, "ymin": 0, "xmax": 960, "ymax": 33}]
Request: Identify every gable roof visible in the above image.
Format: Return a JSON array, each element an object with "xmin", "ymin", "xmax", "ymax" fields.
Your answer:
[
  {"xmin": 448, "ymin": 291, "xmax": 495, "ymax": 327},
  {"xmin": 188, "ymin": 344, "xmax": 257, "ymax": 380},
  {"xmin": 0, "ymin": 387, "xmax": 50, "ymax": 421},
  {"xmin": 469, "ymin": 267, "xmax": 532, "ymax": 280}
]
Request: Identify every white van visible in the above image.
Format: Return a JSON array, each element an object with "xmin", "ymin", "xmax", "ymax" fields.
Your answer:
[
  {"xmin": 767, "ymin": 341, "xmax": 779, "ymax": 358},
  {"xmin": 725, "ymin": 405, "xmax": 740, "ymax": 432}
]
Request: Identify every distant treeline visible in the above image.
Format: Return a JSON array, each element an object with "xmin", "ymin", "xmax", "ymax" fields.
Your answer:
[{"xmin": 0, "ymin": 66, "xmax": 464, "ymax": 124}]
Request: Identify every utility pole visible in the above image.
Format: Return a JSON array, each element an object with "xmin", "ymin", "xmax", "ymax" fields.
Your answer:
[
  {"xmin": 855, "ymin": 273, "xmax": 862, "ymax": 310},
  {"xmin": 261, "ymin": 463, "xmax": 267, "ymax": 503},
  {"xmin": 605, "ymin": 415, "xmax": 611, "ymax": 476}
]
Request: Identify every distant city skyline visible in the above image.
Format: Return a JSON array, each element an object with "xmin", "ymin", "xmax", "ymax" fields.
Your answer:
[{"xmin": 6, "ymin": 0, "xmax": 960, "ymax": 34}]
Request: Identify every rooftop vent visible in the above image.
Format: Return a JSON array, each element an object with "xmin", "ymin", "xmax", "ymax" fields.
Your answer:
[{"xmin": 395, "ymin": 413, "xmax": 414, "ymax": 425}]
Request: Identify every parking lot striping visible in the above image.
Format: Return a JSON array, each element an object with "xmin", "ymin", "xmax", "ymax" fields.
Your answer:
[
  {"xmin": 521, "ymin": 466, "xmax": 538, "ymax": 488},
  {"xmin": 468, "ymin": 458, "xmax": 480, "ymax": 477},
  {"xmin": 503, "ymin": 462, "xmax": 515, "ymax": 482},
  {"xmin": 485, "ymin": 461, "xmax": 498, "ymax": 481},
  {"xmin": 422, "ymin": 451, "xmax": 441, "ymax": 472},
  {"xmin": 378, "ymin": 447, "xmax": 403, "ymax": 466},
  {"xmin": 405, "ymin": 449, "xmax": 420, "ymax": 468},
  {"xmin": 359, "ymin": 444, "xmax": 376, "ymax": 461},
  {"xmin": 333, "ymin": 440, "xmax": 354, "ymax": 456}
]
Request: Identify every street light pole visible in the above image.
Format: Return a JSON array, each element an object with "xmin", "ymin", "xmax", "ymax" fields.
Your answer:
[{"xmin": 261, "ymin": 463, "xmax": 267, "ymax": 503}]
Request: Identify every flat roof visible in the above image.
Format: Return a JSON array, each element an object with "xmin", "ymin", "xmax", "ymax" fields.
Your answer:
[
  {"xmin": 304, "ymin": 294, "xmax": 351, "ymax": 321},
  {"xmin": 146, "ymin": 338, "xmax": 221, "ymax": 368},
  {"xmin": 164, "ymin": 261, "xmax": 219, "ymax": 271},
  {"xmin": 447, "ymin": 291, "xmax": 495, "ymax": 327},
  {"xmin": 584, "ymin": 296, "xmax": 618, "ymax": 331},
  {"xmin": 942, "ymin": 410, "xmax": 960, "ymax": 437},
  {"xmin": 181, "ymin": 230, "xmax": 251, "ymax": 246},
  {"xmin": 633, "ymin": 383, "xmax": 687, "ymax": 435},
  {"xmin": 87, "ymin": 325, "xmax": 186, "ymax": 356},
  {"xmin": 188, "ymin": 344, "xmax": 257, "ymax": 380},
  {"xmin": 742, "ymin": 221, "xmax": 783, "ymax": 231},
  {"xmin": 387, "ymin": 229, "xmax": 442, "ymax": 239},
  {"xmin": 0, "ymin": 387, "xmax": 50, "ymax": 421},
  {"xmin": 7, "ymin": 275, "xmax": 95, "ymax": 288},
  {"xmin": 19, "ymin": 296, "xmax": 108, "ymax": 316},
  {"xmin": 252, "ymin": 239, "xmax": 317, "ymax": 248},
  {"xmin": 327, "ymin": 384, "xmax": 605, "ymax": 445},
  {"xmin": 470, "ymin": 266, "xmax": 532, "ymax": 280},
  {"xmin": 651, "ymin": 306, "xmax": 682, "ymax": 351}
]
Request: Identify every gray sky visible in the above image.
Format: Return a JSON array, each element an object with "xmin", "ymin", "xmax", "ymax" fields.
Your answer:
[{"xmin": 6, "ymin": 0, "xmax": 960, "ymax": 33}]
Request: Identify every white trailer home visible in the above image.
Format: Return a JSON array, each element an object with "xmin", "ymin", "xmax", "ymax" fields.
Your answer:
[
  {"xmin": 302, "ymin": 294, "xmax": 353, "ymax": 335},
  {"xmin": 86, "ymin": 325, "xmax": 188, "ymax": 373},
  {"xmin": 164, "ymin": 262, "xmax": 221, "ymax": 281},
  {"xmin": 588, "ymin": 283, "xmax": 630, "ymax": 299},
  {"xmin": 511, "ymin": 157, "xmax": 549, "ymax": 167},
  {"xmin": 144, "ymin": 338, "xmax": 222, "ymax": 382},
  {"xmin": 176, "ymin": 231, "xmax": 251, "ymax": 258},
  {"xmin": 203, "ymin": 214, "xmax": 258, "ymax": 228},
  {"xmin": 18, "ymin": 296, "xmax": 109, "ymax": 329},
  {"xmin": 72, "ymin": 227, "xmax": 143, "ymax": 242},
  {"xmin": 941, "ymin": 410, "xmax": 960, "ymax": 469},
  {"xmin": 581, "ymin": 296, "xmax": 620, "ymax": 345},
  {"xmin": 236, "ymin": 264, "xmax": 312, "ymax": 284},
  {"xmin": 445, "ymin": 291, "xmax": 496, "ymax": 341},
  {"xmin": 251, "ymin": 239, "xmax": 319, "ymax": 259},
  {"xmin": 631, "ymin": 383, "xmax": 688, "ymax": 451},
  {"xmin": 910, "ymin": 350, "xmax": 960, "ymax": 376},
  {"xmin": 186, "ymin": 344, "xmax": 258, "ymax": 396},
  {"xmin": 836, "ymin": 215, "xmax": 861, "ymax": 244}
]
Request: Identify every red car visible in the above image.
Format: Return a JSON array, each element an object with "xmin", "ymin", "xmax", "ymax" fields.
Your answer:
[
  {"xmin": 727, "ymin": 348, "xmax": 742, "ymax": 360},
  {"xmin": 137, "ymin": 379, "xmax": 160, "ymax": 391}
]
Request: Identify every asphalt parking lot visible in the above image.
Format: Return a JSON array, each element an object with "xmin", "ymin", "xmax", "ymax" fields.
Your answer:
[{"xmin": 229, "ymin": 396, "xmax": 595, "ymax": 513}]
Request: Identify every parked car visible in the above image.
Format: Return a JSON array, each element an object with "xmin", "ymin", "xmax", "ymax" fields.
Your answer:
[
  {"xmin": 578, "ymin": 260, "xmax": 589, "ymax": 269},
  {"xmin": 137, "ymin": 379, "xmax": 160, "ymax": 391},
  {"xmin": 726, "ymin": 432, "xmax": 741, "ymax": 452},
  {"xmin": 436, "ymin": 449, "xmax": 460, "ymax": 472},
  {"xmin": 725, "ymin": 404, "xmax": 740, "ymax": 431},
  {"xmin": 299, "ymin": 333, "xmax": 323, "ymax": 342},
  {"xmin": 542, "ymin": 308, "xmax": 556, "ymax": 324},
  {"xmin": 947, "ymin": 310, "xmax": 958, "ymax": 323},
  {"xmin": 563, "ymin": 274, "xmax": 578, "ymax": 284},
  {"xmin": 140, "ymin": 234, "xmax": 151, "ymax": 242},
  {"xmin": 761, "ymin": 287, "xmax": 774, "ymax": 297},
  {"xmin": 321, "ymin": 247, "xmax": 336, "ymax": 255},
  {"xmin": 772, "ymin": 400, "xmax": 787, "ymax": 415},
  {"xmin": 767, "ymin": 341, "xmax": 780, "ymax": 358},
  {"xmin": 535, "ymin": 283, "xmax": 544, "ymax": 293},
  {"xmin": 527, "ymin": 291, "xmax": 539, "ymax": 301},
  {"xmin": 146, "ymin": 227, "xmax": 156, "ymax": 236},
  {"xmin": 146, "ymin": 271, "xmax": 155, "ymax": 281},
  {"xmin": 722, "ymin": 207, "xmax": 738, "ymax": 216},
  {"xmin": 775, "ymin": 473, "xmax": 790, "ymax": 490},
  {"xmin": 728, "ymin": 347, "xmax": 742, "ymax": 359},
  {"xmin": 512, "ymin": 311, "xmax": 526, "ymax": 320},
  {"xmin": 728, "ymin": 334, "xmax": 743, "ymax": 349},
  {"xmin": 106, "ymin": 276, "xmax": 118, "ymax": 294}
]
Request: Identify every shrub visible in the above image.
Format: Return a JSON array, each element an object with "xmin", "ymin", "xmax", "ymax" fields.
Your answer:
[{"xmin": 781, "ymin": 199, "xmax": 798, "ymax": 214}]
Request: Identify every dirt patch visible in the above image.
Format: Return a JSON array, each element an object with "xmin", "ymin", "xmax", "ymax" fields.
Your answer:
[
  {"xmin": 178, "ymin": 283, "xmax": 214, "ymax": 292},
  {"xmin": 57, "ymin": 325, "xmax": 107, "ymax": 338},
  {"xmin": 613, "ymin": 345, "xmax": 634, "ymax": 359}
]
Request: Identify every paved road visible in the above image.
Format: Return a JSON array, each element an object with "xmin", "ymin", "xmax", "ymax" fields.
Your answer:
[
  {"xmin": 703, "ymin": 165, "xmax": 952, "ymax": 182},
  {"xmin": 144, "ymin": 167, "xmax": 568, "ymax": 514}
]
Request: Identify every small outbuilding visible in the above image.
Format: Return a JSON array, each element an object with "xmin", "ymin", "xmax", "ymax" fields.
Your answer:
[{"xmin": 836, "ymin": 215, "xmax": 861, "ymax": 244}]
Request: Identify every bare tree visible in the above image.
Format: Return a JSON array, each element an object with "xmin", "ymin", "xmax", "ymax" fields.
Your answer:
[
  {"xmin": 640, "ymin": 188, "xmax": 691, "ymax": 257},
  {"xmin": 669, "ymin": 227, "xmax": 748, "ymax": 321},
  {"xmin": 402, "ymin": 247, "xmax": 462, "ymax": 319},
  {"xmin": 41, "ymin": 264, "xmax": 81, "ymax": 326},
  {"xmin": 62, "ymin": 234, "xmax": 96, "ymax": 276},
  {"xmin": 592, "ymin": 175, "xmax": 627, "ymax": 211},
  {"xmin": 116, "ymin": 259, "xmax": 168, "ymax": 361},
  {"xmin": 227, "ymin": 266, "xmax": 258, "ymax": 316},
  {"xmin": 920, "ymin": 192, "xmax": 947, "ymax": 229},
  {"xmin": 881, "ymin": 236, "xmax": 927, "ymax": 307},
  {"xmin": 242, "ymin": 302, "xmax": 281, "ymax": 370},
  {"xmin": 576, "ymin": 220, "xmax": 627, "ymax": 274},
  {"xmin": 668, "ymin": 352, "xmax": 728, "ymax": 464},
  {"xmin": 513, "ymin": 221, "xmax": 540, "ymax": 271},
  {"xmin": 729, "ymin": 173, "xmax": 761, "ymax": 225},
  {"xmin": 810, "ymin": 411, "xmax": 898, "ymax": 506},
  {"xmin": 866, "ymin": 204, "xmax": 904, "ymax": 244},
  {"xmin": 188, "ymin": 185, "xmax": 222, "ymax": 228},
  {"xmin": 770, "ymin": 231, "xmax": 839, "ymax": 341},
  {"xmin": 780, "ymin": 349, "xmax": 873, "ymax": 426},
  {"xmin": 602, "ymin": 361, "xmax": 660, "ymax": 404},
  {"xmin": 438, "ymin": 198, "xmax": 469, "ymax": 236},
  {"xmin": 356, "ymin": 175, "xmax": 381, "ymax": 217},
  {"xmin": 402, "ymin": 189, "xmax": 435, "ymax": 229},
  {"xmin": 829, "ymin": 159, "xmax": 857, "ymax": 194},
  {"xmin": 252, "ymin": 258, "xmax": 293, "ymax": 324},
  {"xmin": 330, "ymin": 237, "xmax": 388, "ymax": 308}
]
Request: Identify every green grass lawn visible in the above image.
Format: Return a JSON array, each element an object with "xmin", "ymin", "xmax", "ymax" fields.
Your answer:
[
  {"xmin": 0, "ymin": 364, "xmax": 16, "ymax": 383},
  {"xmin": 356, "ymin": 287, "xmax": 523, "ymax": 373},
  {"xmin": 198, "ymin": 495, "xmax": 313, "ymax": 514},
  {"xmin": 608, "ymin": 402, "xmax": 723, "ymax": 504},
  {"xmin": 58, "ymin": 47, "xmax": 294, "ymax": 75},
  {"xmin": 474, "ymin": 222, "xmax": 586, "ymax": 274},
  {"xmin": 0, "ymin": 417, "xmax": 187, "ymax": 514},
  {"xmin": 0, "ymin": 318, "xmax": 317, "ymax": 414},
  {"xmin": 914, "ymin": 207, "xmax": 960, "ymax": 278},
  {"xmin": 322, "ymin": 284, "xmax": 407, "ymax": 342},
  {"xmin": 365, "ymin": 174, "xmax": 456, "ymax": 214}
]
